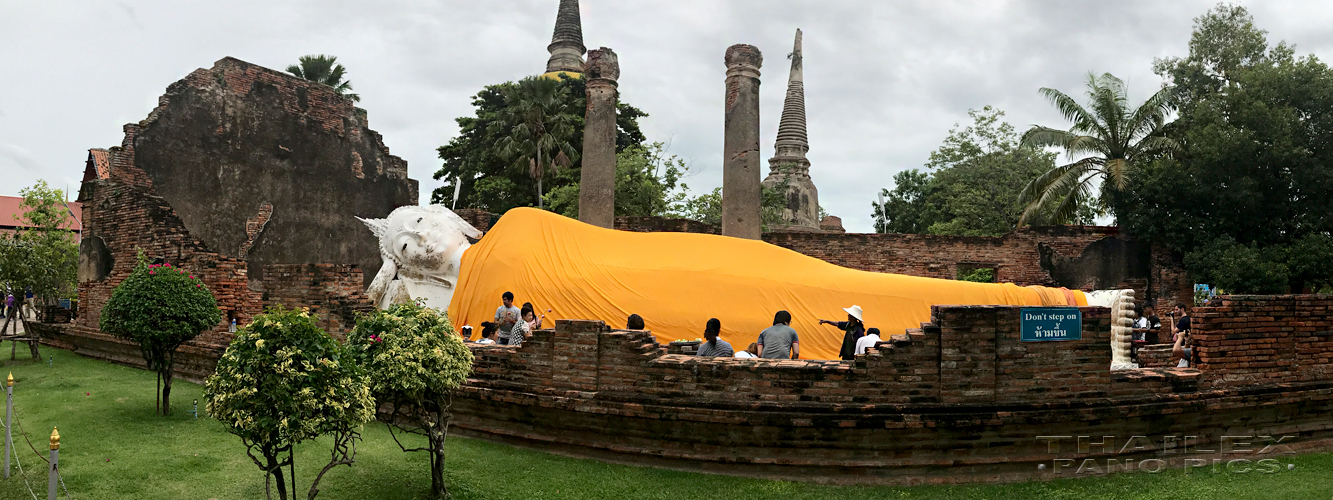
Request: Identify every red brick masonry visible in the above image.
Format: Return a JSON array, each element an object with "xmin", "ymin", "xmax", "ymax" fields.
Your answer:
[{"xmin": 448, "ymin": 296, "xmax": 1333, "ymax": 484}]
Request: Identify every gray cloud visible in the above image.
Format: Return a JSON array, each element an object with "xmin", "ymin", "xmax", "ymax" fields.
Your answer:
[{"xmin": 1, "ymin": 0, "xmax": 1329, "ymax": 231}]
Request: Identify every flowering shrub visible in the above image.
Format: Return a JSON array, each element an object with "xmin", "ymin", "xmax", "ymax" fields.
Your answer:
[
  {"xmin": 205, "ymin": 306, "xmax": 374, "ymax": 500},
  {"xmin": 347, "ymin": 302, "xmax": 473, "ymax": 500},
  {"xmin": 99, "ymin": 259, "xmax": 220, "ymax": 415}
]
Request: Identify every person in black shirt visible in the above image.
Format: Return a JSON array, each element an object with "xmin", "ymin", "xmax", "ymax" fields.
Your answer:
[
  {"xmin": 819, "ymin": 305, "xmax": 865, "ymax": 361},
  {"xmin": 1170, "ymin": 303, "xmax": 1193, "ymax": 367}
]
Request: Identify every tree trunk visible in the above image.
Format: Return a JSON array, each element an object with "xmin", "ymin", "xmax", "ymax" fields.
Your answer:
[
  {"xmin": 427, "ymin": 396, "xmax": 453, "ymax": 500},
  {"xmin": 23, "ymin": 319, "xmax": 38, "ymax": 360},
  {"xmin": 161, "ymin": 354, "xmax": 174, "ymax": 416},
  {"xmin": 266, "ymin": 448, "xmax": 289, "ymax": 500},
  {"xmin": 536, "ymin": 149, "xmax": 545, "ymax": 209}
]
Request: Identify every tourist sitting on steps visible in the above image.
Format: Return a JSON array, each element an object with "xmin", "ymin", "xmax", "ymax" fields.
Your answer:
[
  {"xmin": 758, "ymin": 311, "xmax": 800, "ymax": 360},
  {"xmin": 475, "ymin": 322, "xmax": 500, "ymax": 345},
  {"xmin": 854, "ymin": 327, "xmax": 882, "ymax": 356},
  {"xmin": 819, "ymin": 305, "xmax": 866, "ymax": 361},
  {"xmin": 734, "ymin": 343, "xmax": 760, "ymax": 358},
  {"xmin": 626, "ymin": 313, "xmax": 645, "ymax": 330},
  {"xmin": 696, "ymin": 318, "xmax": 734, "ymax": 357},
  {"xmin": 1171, "ymin": 303, "xmax": 1193, "ymax": 367}
]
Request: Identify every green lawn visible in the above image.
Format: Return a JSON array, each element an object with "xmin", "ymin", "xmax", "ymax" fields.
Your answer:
[{"xmin": 0, "ymin": 341, "xmax": 1327, "ymax": 499}]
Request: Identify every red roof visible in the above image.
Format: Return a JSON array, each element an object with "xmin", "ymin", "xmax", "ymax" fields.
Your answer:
[{"xmin": 0, "ymin": 196, "xmax": 81, "ymax": 232}]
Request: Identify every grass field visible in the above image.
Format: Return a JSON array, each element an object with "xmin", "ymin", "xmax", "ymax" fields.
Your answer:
[{"xmin": 0, "ymin": 341, "xmax": 1327, "ymax": 499}]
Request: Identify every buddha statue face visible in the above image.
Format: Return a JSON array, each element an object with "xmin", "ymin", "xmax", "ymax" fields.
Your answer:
[
  {"xmin": 360, "ymin": 205, "xmax": 483, "ymax": 310},
  {"xmin": 384, "ymin": 207, "xmax": 468, "ymax": 275}
]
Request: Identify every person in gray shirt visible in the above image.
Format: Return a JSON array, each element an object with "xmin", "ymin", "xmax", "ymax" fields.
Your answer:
[
  {"xmin": 757, "ymin": 310, "xmax": 800, "ymax": 360},
  {"xmin": 494, "ymin": 291, "xmax": 521, "ymax": 344},
  {"xmin": 695, "ymin": 318, "xmax": 734, "ymax": 357}
]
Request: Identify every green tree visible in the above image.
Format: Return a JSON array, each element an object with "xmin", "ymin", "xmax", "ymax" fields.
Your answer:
[
  {"xmin": 493, "ymin": 76, "xmax": 581, "ymax": 209},
  {"xmin": 100, "ymin": 258, "xmax": 220, "ymax": 415},
  {"xmin": 1017, "ymin": 73, "xmax": 1178, "ymax": 225},
  {"xmin": 1118, "ymin": 4, "xmax": 1333, "ymax": 292},
  {"xmin": 205, "ymin": 307, "xmax": 374, "ymax": 500},
  {"xmin": 0, "ymin": 180, "xmax": 78, "ymax": 309},
  {"xmin": 872, "ymin": 169, "xmax": 935, "ymax": 234},
  {"xmin": 665, "ymin": 170, "xmax": 797, "ymax": 231},
  {"xmin": 546, "ymin": 142, "xmax": 689, "ymax": 218},
  {"xmin": 872, "ymin": 107, "xmax": 1084, "ymax": 236},
  {"xmin": 285, "ymin": 54, "xmax": 359, "ymax": 102},
  {"xmin": 433, "ymin": 75, "xmax": 648, "ymax": 213},
  {"xmin": 347, "ymin": 302, "xmax": 474, "ymax": 500}
]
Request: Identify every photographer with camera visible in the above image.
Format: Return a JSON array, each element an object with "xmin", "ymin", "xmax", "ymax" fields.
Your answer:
[{"xmin": 1169, "ymin": 303, "xmax": 1194, "ymax": 367}]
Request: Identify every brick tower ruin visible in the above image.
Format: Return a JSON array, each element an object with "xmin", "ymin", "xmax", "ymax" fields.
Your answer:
[
  {"xmin": 763, "ymin": 29, "xmax": 821, "ymax": 231},
  {"xmin": 543, "ymin": 0, "xmax": 586, "ymax": 77}
]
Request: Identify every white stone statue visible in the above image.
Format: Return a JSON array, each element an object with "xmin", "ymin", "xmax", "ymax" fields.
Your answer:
[
  {"xmin": 1085, "ymin": 289, "xmax": 1138, "ymax": 370},
  {"xmin": 359, "ymin": 205, "xmax": 482, "ymax": 311}
]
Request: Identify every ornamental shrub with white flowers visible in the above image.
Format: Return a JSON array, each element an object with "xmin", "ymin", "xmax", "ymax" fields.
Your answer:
[
  {"xmin": 347, "ymin": 302, "xmax": 473, "ymax": 500},
  {"xmin": 204, "ymin": 306, "xmax": 374, "ymax": 500},
  {"xmin": 99, "ymin": 256, "xmax": 220, "ymax": 415}
]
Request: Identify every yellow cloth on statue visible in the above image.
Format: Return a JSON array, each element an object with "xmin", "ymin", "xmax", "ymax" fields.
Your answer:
[{"xmin": 449, "ymin": 208, "xmax": 1087, "ymax": 360}]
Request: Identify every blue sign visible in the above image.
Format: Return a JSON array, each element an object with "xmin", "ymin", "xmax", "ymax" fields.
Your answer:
[
  {"xmin": 1021, "ymin": 307, "xmax": 1082, "ymax": 342},
  {"xmin": 59, "ymin": 299, "xmax": 71, "ymax": 309}
]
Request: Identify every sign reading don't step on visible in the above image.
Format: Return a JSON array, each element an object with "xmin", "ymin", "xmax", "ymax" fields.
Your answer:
[{"xmin": 1021, "ymin": 307, "xmax": 1082, "ymax": 342}]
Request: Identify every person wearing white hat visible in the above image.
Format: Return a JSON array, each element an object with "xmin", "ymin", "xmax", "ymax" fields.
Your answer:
[{"xmin": 819, "ymin": 305, "xmax": 866, "ymax": 361}]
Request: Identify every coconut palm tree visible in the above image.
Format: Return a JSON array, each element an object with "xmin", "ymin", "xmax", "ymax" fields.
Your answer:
[
  {"xmin": 491, "ymin": 76, "xmax": 580, "ymax": 209},
  {"xmin": 285, "ymin": 54, "xmax": 360, "ymax": 102},
  {"xmin": 1017, "ymin": 72, "xmax": 1178, "ymax": 225}
]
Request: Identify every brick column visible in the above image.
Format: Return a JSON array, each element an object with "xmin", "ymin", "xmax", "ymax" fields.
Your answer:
[
  {"xmin": 579, "ymin": 48, "xmax": 619, "ymax": 228},
  {"xmin": 549, "ymin": 319, "xmax": 605, "ymax": 392},
  {"xmin": 722, "ymin": 44, "xmax": 763, "ymax": 240}
]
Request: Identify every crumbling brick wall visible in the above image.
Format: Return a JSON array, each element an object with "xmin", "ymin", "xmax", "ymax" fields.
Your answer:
[
  {"xmin": 1192, "ymin": 294, "xmax": 1333, "ymax": 388},
  {"xmin": 450, "ymin": 299, "xmax": 1333, "ymax": 484},
  {"xmin": 61, "ymin": 56, "xmax": 417, "ymax": 376}
]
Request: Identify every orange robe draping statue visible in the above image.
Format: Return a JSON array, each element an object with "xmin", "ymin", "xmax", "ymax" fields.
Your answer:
[{"xmin": 446, "ymin": 208, "xmax": 1087, "ymax": 360}]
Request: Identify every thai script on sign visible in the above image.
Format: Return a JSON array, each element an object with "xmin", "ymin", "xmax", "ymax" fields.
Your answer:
[{"xmin": 1021, "ymin": 307, "xmax": 1082, "ymax": 342}]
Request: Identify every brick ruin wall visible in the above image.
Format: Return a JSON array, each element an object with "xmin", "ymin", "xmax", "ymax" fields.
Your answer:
[
  {"xmin": 54, "ymin": 57, "xmax": 407, "ymax": 381},
  {"xmin": 451, "ymin": 296, "xmax": 1333, "ymax": 484}
]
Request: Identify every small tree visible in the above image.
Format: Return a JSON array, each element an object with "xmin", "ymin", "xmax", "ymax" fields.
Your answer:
[
  {"xmin": 0, "ymin": 180, "xmax": 78, "ymax": 340},
  {"xmin": 205, "ymin": 306, "xmax": 374, "ymax": 500},
  {"xmin": 347, "ymin": 302, "xmax": 473, "ymax": 500},
  {"xmin": 100, "ymin": 258, "xmax": 219, "ymax": 415}
]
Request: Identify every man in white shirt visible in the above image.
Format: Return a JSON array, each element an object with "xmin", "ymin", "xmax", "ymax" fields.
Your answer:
[{"xmin": 854, "ymin": 328, "xmax": 882, "ymax": 356}]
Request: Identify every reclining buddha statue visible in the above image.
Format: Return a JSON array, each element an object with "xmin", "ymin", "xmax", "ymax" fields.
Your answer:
[{"xmin": 362, "ymin": 206, "xmax": 1135, "ymax": 364}]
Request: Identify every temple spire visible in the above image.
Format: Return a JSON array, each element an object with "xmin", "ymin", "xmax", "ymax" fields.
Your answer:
[
  {"xmin": 544, "ymin": 0, "xmax": 587, "ymax": 75},
  {"xmin": 763, "ymin": 28, "xmax": 821, "ymax": 230},
  {"xmin": 772, "ymin": 28, "xmax": 808, "ymax": 171}
]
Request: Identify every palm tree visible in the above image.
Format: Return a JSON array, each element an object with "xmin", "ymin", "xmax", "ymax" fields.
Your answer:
[
  {"xmin": 285, "ymin": 54, "xmax": 360, "ymax": 102},
  {"xmin": 491, "ymin": 76, "xmax": 579, "ymax": 209},
  {"xmin": 1017, "ymin": 72, "xmax": 1177, "ymax": 225}
]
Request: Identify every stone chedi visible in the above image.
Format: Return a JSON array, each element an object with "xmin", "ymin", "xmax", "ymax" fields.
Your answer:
[
  {"xmin": 543, "ymin": 0, "xmax": 586, "ymax": 78},
  {"xmin": 722, "ymin": 44, "xmax": 764, "ymax": 240},
  {"xmin": 763, "ymin": 29, "xmax": 821, "ymax": 230},
  {"xmin": 360, "ymin": 205, "xmax": 482, "ymax": 311},
  {"xmin": 578, "ymin": 48, "xmax": 619, "ymax": 228}
]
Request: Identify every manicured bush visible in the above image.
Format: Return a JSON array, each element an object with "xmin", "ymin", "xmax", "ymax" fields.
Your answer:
[
  {"xmin": 348, "ymin": 302, "xmax": 473, "ymax": 500},
  {"xmin": 100, "ymin": 259, "xmax": 220, "ymax": 415},
  {"xmin": 205, "ymin": 306, "xmax": 374, "ymax": 500}
]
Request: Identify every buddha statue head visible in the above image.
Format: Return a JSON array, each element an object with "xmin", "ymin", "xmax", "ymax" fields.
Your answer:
[{"xmin": 359, "ymin": 205, "xmax": 482, "ymax": 310}]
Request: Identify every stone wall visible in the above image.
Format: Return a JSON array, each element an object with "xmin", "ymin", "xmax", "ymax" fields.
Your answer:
[
  {"xmin": 1193, "ymin": 295, "xmax": 1333, "ymax": 388},
  {"xmin": 449, "ymin": 298, "xmax": 1333, "ymax": 484},
  {"xmin": 61, "ymin": 56, "xmax": 418, "ymax": 375}
]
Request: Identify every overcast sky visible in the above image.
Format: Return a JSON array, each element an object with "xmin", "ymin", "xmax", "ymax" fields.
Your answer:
[{"xmin": 3, "ymin": 1, "xmax": 1332, "ymax": 232}]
